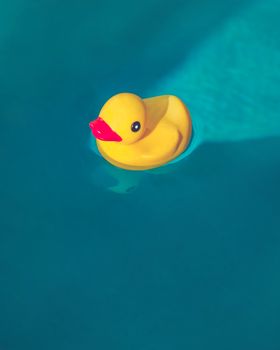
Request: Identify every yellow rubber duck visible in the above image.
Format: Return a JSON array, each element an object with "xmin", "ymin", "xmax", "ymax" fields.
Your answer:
[{"xmin": 89, "ymin": 93, "xmax": 192, "ymax": 170}]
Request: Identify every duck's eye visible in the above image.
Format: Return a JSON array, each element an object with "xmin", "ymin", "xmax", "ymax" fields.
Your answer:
[{"xmin": 131, "ymin": 121, "xmax": 141, "ymax": 132}]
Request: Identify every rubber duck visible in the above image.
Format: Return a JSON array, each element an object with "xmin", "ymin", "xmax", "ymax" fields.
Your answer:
[{"xmin": 89, "ymin": 93, "xmax": 192, "ymax": 170}]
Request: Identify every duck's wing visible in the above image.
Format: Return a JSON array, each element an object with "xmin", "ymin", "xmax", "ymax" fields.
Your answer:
[
  {"xmin": 104, "ymin": 122, "xmax": 180, "ymax": 169},
  {"xmin": 131, "ymin": 121, "xmax": 181, "ymax": 166},
  {"xmin": 97, "ymin": 122, "xmax": 182, "ymax": 170}
]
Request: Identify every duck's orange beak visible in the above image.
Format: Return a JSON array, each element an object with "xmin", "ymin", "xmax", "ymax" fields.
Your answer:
[{"xmin": 89, "ymin": 117, "xmax": 122, "ymax": 142}]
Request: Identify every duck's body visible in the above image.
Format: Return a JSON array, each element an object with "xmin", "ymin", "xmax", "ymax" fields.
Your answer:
[{"xmin": 89, "ymin": 93, "xmax": 192, "ymax": 171}]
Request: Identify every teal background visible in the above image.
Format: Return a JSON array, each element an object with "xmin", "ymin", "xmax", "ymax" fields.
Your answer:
[{"xmin": 1, "ymin": 0, "xmax": 280, "ymax": 349}]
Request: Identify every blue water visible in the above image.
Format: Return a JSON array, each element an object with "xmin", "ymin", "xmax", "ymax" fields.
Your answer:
[{"xmin": 1, "ymin": 0, "xmax": 280, "ymax": 349}]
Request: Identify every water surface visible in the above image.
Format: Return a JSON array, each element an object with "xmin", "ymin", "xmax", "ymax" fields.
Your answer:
[{"xmin": 1, "ymin": 0, "xmax": 280, "ymax": 349}]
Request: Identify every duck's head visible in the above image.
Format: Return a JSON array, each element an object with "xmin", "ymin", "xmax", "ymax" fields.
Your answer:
[{"xmin": 89, "ymin": 93, "xmax": 146, "ymax": 145}]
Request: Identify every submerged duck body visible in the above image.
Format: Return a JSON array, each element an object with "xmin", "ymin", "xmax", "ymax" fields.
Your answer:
[{"xmin": 89, "ymin": 93, "xmax": 192, "ymax": 170}]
